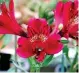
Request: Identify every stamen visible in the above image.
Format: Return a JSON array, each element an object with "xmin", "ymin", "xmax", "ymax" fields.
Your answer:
[
  {"xmin": 30, "ymin": 35, "xmax": 38, "ymax": 42},
  {"xmin": 39, "ymin": 34, "xmax": 47, "ymax": 42},
  {"xmin": 30, "ymin": 34, "xmax": 47, "ymax": 42}
]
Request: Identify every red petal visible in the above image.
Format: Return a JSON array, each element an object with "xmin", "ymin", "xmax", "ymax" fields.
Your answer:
[
  {"xmin": 44, "ymin": 34, "xmax": 63, "ymax": 54},
  {"xmin": 54, "ymin": 1, "xmax": 63, "ymax": 25},
  {"xmin": 74, "ymin": 0, "xmax": 78, "ymax": 16},
  {"xmin": 53, "ymin": 1, "xmax": 63, "ymax": 34},
  {"xmin": 0, "ymin": 14, "xmax": 26, "ymax": 36},
  {"xmin": 62, "ymin": 2, "xmax": 72, "ymax": 26},
  {"xmin": 16, "ymin": 37, "xmax": 34, "ymax": 58},
  {"xmin": 1, "ymin": 3, "xmax": 8, "ymax": 14},
  {"xmin": 0, "ymin": 3, "xmax": 27, "ymax": 37},
  {"xmin": 40, "ymin": 19, "xmax": 50, "ymax": 36},
  {"xmin": 69, "ymin": 24, "xmax": 78, "ymax": 38},
  {"xmin": 0, "ymin": 27, "xmax": 13, "ymax": 34},
  {"xmin": 9, "ymin": 0, "xmax": 14, "ymax": 17},
  {"xmin": 27, "ymin": 18, "xmax": 50, "ymax": 37},
  {"xmin": 36, "ymin": 51, "xmax": 46, "ymax": 62}
]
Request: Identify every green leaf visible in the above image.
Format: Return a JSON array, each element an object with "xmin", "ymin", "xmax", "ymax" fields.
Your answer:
[
  {"xmin": 5, "ymin": 0, "xmax": 9, "ymax": 2},
  {"xmin": 39, "ymin": 6, "xmax": 54, "ymax": 24},
  {"xmin": 48, "ymin": 0, "xmax": 58, "ymax": 10},
  {"xmin": 1, "ymin": 35, "xmax": 12, "ymax": 49},
  {"xmin": 0, "ymin": 35, "xmax": 5, "ymax": 40},
  {"xmin": 42, "ymin": 55, "xmax": 53, "ymax": 67},
  {"xmin": 39, "ymin": 0, "xmax": 57, "ymax": 24},
  {"xmin": 0, "ymin": 0, "xmax": 9, "ymax": 3},
  {"xmin": 47, "ymin": 12, "xmax": 54, "ymax": 20},
  {"xmin": 1, "ymin": 45, "xmax": 6, "ymax": 49},
  {"xmin": 63, "ymin": 45, "xmax": 70, "ymax": 62},
  {"xmin": 69, "ymin": 51, "xmax": 78, "ymax": 72},
  {"xmin": 0, "ymin": 0, "xmax": 9, "ymax": 7},
  {"xmin": 5, "ymin": 0, "xmax": 9, "ymax": 5},
  {"xmin": 62, "ymin": 0, "xmax": 68, "ymax": 2},
  {"xmin": 48, "ymin": 17, "xmax": 54, "ymax": 25},
  {"xmin": 0, "ymin": 0, "xmax": 3, "ymax": 3},
  {"xmin": 39, "ymin": 3, "xmax": 48, "ymax": 18}
]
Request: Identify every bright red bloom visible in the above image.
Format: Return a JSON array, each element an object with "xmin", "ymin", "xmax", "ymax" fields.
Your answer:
[
  {"xmin": 54, "ymin": 1, "xmax": 78, "ymax": 40},
  {"xmin": 17, "ymin": 18, "xmax": 63, "ymax": 62},
  {"xmin": 0, "ymin": 1, "xmax": 63, "ymax": 62},
  {"xmin": 0, "ymin": 0, "xmax": 27, "ymax": 37}
]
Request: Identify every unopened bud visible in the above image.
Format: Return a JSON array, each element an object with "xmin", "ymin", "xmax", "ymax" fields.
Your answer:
[{"xmin": 58, "ymin": 23, "xmax": 63, "ymax": 30}]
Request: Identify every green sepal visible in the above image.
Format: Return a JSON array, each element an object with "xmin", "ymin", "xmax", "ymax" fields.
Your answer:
[
  {"xmin": 61, "ymin": 40, "xmax": 69, "ymax": 44},
  {"xmin": 42, "ymin": 55, "xmax": 53, "ymax": 67}
]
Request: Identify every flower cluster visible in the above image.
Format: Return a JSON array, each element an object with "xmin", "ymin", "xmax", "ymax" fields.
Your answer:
[
  {"xmin": 0, "ymin": 0, "xmax": 78, "ymax": 62},
  {"xmin": 54, "ymin": 0, "xmax": 78, "ymax": 40}
]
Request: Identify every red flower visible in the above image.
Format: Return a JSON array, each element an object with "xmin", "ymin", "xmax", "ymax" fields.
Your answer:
[
  {"xmin": 54, "ymin": 1, "xmax": 78, "ymax": 40},
  {"xmin": 17, "ymin": 18, "xmax": 63, "ymax": 62},
  {"xmin": 0, "ymin": 0, "xmax": 63, "ymax": 62},
  {"xmin": 0, "ymin": 0, "xmax": 27, "ymax": 37}
]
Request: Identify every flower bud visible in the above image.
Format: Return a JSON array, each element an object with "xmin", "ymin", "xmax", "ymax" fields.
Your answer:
[{"xmin": 58, "ymin": 23, "xmax": 63, "ymax": 30}]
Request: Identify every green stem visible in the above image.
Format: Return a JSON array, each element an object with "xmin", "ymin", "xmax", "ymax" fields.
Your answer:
[
  {"xmin": 61, "ymin": 54, "xmax": 64, "ymax": 72},
  {"xmin": 30, "ymin": 64, "xmax": 41, "ymax": 72},
  {"xmin": 30, "ymin": 66, "xmax": 35, "ymax": 72},
  {"xmin": 28, "ymin": 57, "xmax": 41, "ymax": 72},
  {"xmin": 35, "ymin": 66, "xmax": 40, "ymax": 72}
]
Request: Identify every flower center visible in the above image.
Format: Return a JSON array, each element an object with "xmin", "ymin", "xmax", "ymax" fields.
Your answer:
[
  {"xmin": 35, "ymin": 48, "xmax": 43, "ymax": 59},
  {"xmin": 30, "ymin": 34, "xmax": 47, "ymax": 42}
]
